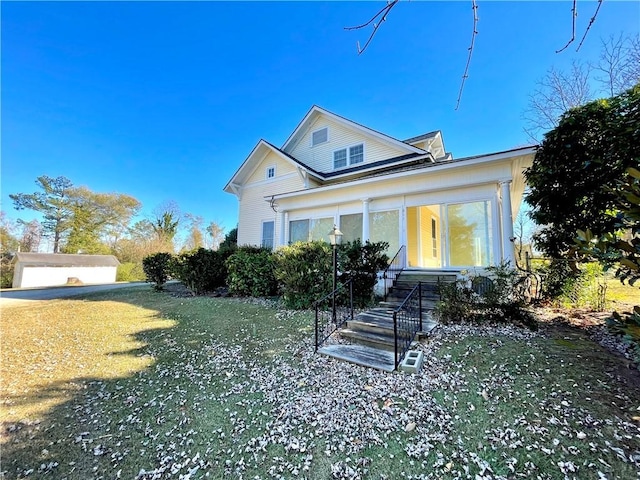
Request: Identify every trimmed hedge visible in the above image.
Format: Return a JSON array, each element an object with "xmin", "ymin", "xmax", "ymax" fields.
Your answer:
[
  {"xmin": 171, "ymin": 248, "xmax": 229, "ymax": 295},
  {"xmin": 142, "ymin": 252, "xmax": 173, "ymax": 291},
  {"xmin": 273, "ymin": 241, "xmax": 333, "ymax": 309},
  {"xmin": 226, "ymin": 246, "xmax": 278, "ymax": 297}
]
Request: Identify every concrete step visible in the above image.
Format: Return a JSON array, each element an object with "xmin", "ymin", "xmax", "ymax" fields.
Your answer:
[
  {"xmin": 318, "ymin": 344, "xmax": 396, "ymax": 372},
  {"xmin": 339, "ymin": 328, "xmax": 402, "ymax": 351}
]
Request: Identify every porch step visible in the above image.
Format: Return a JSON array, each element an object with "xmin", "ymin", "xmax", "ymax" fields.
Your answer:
[
  {"xmin": 316, "ymin": 270, "xmax": 446, "ymax": 370},
  {"xmin": 339, "ymin": 328, "xmax": 397, "ymax": 351},
  {"xmin": 318, "ymin": 344, "xmax": 396, "ymax": 372}
]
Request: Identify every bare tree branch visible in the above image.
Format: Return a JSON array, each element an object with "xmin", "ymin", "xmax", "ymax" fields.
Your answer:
[
  {"xmin": 345, "ymin": 0, "xmax": 399, "ymax": 55},
  {"xmin": 455, "ymin": 0, "xmax": 479, "ymax": 111},
  {"xmin": 576, "ymin": 0, "xmax": 603, "ymax": 52},
  {"xmin": 523, "ymin": 61, "xmax": 592, "ymax": 141},
  {"xmin": 556, "ymin": 0, "xmax": 577, "ymax": 53}
]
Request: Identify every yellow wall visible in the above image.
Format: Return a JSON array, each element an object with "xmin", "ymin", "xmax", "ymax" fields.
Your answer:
[
  {"xmin": 288, "ymin": 116, "xmax": 411, "ymax": 173},
  {"xmin": 407, "ymin": 205, "xmax": 441, "ymax": 268}
]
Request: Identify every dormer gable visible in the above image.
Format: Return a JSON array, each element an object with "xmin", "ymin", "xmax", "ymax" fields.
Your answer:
[
  {"xmin": 281, "ymin": 106, "xmax": 430, "ymax": 174},
  {"xmin": 404, "ymin": 131, "xmax": 452, "ymax": 161},
  {"xmin": 223, "ymin": 139, "xmax": 321, "ymax": 197}
]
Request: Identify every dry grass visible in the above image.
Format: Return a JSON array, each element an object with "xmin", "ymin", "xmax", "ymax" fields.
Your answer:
[
  {"xmin": 605, "ymin": 276, "xmax": 639, "ymax": 311},
  {"xmin": 1, "ymin": 292, "xmax": 176, "ymax": 424}
]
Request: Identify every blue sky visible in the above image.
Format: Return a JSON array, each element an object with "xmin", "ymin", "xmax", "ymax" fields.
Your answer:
[{"xmin": 2, "ymin": 1, "xmax": 639, "ymax": 246}]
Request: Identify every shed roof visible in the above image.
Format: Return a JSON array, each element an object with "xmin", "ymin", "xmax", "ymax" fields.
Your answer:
[{"xmin": 12, "ymin": 253, "xmax": 120, "ymax": 267}]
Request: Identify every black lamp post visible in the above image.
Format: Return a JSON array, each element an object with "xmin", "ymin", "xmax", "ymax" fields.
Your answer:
[{"xmin": 329, "ymin": 224, "xmax": 343, "ymax": 322}]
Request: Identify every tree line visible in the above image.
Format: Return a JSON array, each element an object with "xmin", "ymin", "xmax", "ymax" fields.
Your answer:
[{"xmin": 0, "ymin": 175, "xmax": 231, "ymax": 285}]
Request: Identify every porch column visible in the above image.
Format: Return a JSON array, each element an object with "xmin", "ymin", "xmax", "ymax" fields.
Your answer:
[
  {"xmin": 362, "ymin": 198, "xmax": 371, "ymax": 242},
  {"xmin": 500, "ymin": 181, "xmax": 515, "ymax": 265},
  {"xmin": 279, "ymin": 210, "xmax": 288, "ymax": 247}
]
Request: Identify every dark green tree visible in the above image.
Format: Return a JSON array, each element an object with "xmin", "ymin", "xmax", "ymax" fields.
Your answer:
[
  {"xmin": 10, "ymin": 176, "xmax": 74, "ymax": 253},
  {"xmin": 524, "ymin": 84, "xmax": 640, "ymax": 259}
]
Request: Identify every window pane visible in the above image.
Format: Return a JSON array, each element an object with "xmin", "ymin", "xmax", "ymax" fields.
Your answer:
[
  {"xmin": 447, "ymin": 201, "xmax": 493, "ymax": 267},
  {"xmin": 312, "ymin": 127, "xmax": 328, "ymax": 146},
  {"xmin": 369, "ymin": 210, "xmax": 399, "ymax": 258},
  {"xmin": 349, "ymin": 144, "xmax": 364, "ymax": 164},
  {"xmin": 262, "ymin": 221, "xmax": 274, "ymax": 249},
  {"xmin": 340, "ymin": 214, "xmax": 362, "ymax": 243},
  {"xmin": 334, "ymin": 149, "xmax": 347, "ymax": 169},
  {"xmin": 309, "ymin": 218, "xmax": 334, "ymax": 242},
  {"xmin": 289, "ymin": 219, "xmax": 309, "ymax": 243}
]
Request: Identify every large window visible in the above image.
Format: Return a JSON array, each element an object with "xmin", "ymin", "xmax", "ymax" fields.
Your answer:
[
  {"xmin": 333, "ymin": 143, "xmax": 364, "ymax": 169},
  {"xmin": 340, "ymin": 213, "xmax": 363, "ymax": 243},
  {"xmin": 447, "ymin": 201, "xmax": 493, "ymax": 267},
  {"xmin": 289, "ymin": 217, "xmax": 334, "ymax": 244},
  {"xmin": 262, "ymin": 221, "xmax": 274, "ymax": 250},
  {"xmin": 370, "ymin": 210, "xmax": 399, "ymax": 257}
]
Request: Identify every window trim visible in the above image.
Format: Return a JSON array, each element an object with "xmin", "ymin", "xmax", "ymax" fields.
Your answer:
[
  {"xmin": 266, "ymin": 165, "xmax": 276, "ymax": 180},
  {"xmin": 311, "ymin": 127, "xmax": 329, "ymax": 147},
  {"xmin": 333, "ymin": 143, "xmax": 365, "ymax": 170}
]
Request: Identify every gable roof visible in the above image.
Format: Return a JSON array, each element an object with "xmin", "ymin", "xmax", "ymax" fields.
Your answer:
[
  {"xmin": 12, "ymin": 253, "xmax": 120, "ymax": 267},
  {"xmin": 223, "ymin": 139, "xmax": 322, "ymax": 194},
  {"xmin": 281, "ymin": 105, "xmax": 430, "ymax": 158}
]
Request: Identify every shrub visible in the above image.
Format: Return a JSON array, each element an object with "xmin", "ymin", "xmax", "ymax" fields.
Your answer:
[
  {"xmin": 0, "ymin": 254, "xmax": 14, "ymax": 288},
  {"xmin": 226, "ymin": 246, "xmax": 278, "ymax": 297},
  {"xmin": 434, "ymin": 262, "xmax": 537, "ymax": 330},
  {"xmin": 535, "ymin": 258, "xmax": 577, "ymax": 301},
  {"xmin": 116, "ymin": 262, "xmax": 145, "ymax": 282},
  {"xmin": 274, "ymin": 241, "xmax": 333, "ymax": 309},
  {"xmin": 171, "ymin": 248, "xmax": 227, "ymax": 295},
  {"xmin": 142, "ymin": 252, "xmax": 173, "ymax": 291},
  {"xmin": 607, "ymin": 306, "xmax": 640, "ymax": 368},
  {"xmin": 339, "ymin": 240, "xmax": 389, "ymax": 307}
]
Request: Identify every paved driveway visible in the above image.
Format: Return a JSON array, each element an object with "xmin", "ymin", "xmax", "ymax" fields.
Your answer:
[{"xmin": 0, "ymin": 282, "xmax": 148, "ymax": 305}]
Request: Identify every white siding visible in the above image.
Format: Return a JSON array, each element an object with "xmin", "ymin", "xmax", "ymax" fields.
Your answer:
[
  {"xmin": 237, "ymin": 151, "xmax": 306, "ymax": 246},
  {"xmin": 288, "ymin": 117, "xmax": 411, "ymax": 173},
  {"xmin": 14, "ymin": 266, "xmax": 117, "ymax": 288}
]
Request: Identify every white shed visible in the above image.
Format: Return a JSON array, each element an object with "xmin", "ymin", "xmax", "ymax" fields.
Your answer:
[{"xmin": 11, "ymin": 253, "xmax": 120, "ymax": 288}]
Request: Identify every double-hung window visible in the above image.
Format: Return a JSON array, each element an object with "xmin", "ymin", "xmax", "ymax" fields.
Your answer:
[
  {"xmin": 262, "ymin": 221, "xmax": 274, "ymax": 250},
  {"xmin": 333, "ymin": 149, "xmax": 347, "ymax": 169},
  {"xmin": 333, "ymin": 143, "xmax": 364, "ymax": 169}
]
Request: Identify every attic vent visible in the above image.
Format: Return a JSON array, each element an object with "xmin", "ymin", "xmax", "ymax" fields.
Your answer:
[{"xmin": 312, "ymin": 127, "xmax": 328, "ymax": 146}]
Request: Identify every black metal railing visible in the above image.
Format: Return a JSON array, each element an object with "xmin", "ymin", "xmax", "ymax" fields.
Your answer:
[
  {"xmin": 382, "ymin": 245, "xmax": 406, "ymax": 301},
  {"xmin": 393, "ymin": 282, "xmax": 423, "ymax": 368},
  {"xmin": 314, "ymin": 279, "xmax": 354, "ymax": 351}
]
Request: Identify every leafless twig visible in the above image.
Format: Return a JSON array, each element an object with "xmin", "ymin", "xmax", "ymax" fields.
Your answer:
[
  {"xmin": 556, "ymin": 0, "xmax": 577, "ymax": 53},
  {"xmin": 345, "ymin": 0, "xmax": 399, "ymax": 55},
  {"xmin": 455, "ymin": 0, "xmax": 479, "ymax": 111},
  {"xmin": 576, "ymin": 0, "xmax": 603, "ymax": 52}
]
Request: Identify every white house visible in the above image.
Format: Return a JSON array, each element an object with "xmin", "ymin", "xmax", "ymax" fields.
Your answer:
[
  {"xmin": 11, "ymin": 253, "xmax": 120, "ymax": 288},
  {"xmin": 224, "ymin": 106, "xmax": 535, "ymax": 271}
]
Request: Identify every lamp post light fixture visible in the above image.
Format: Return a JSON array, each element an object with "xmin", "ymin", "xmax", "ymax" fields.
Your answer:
[{"xmin": 329, "ymin": 225, "xmax": 343, "ymax": 323}]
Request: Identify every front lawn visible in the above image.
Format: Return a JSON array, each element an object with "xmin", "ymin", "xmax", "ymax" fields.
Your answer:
[{"xmin": 1, "ymin": 288, "xmax": 638, "ymax": 479}]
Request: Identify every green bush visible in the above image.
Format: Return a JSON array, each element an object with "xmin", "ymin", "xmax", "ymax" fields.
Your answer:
[
  {"xmin": 434, "ymin": 263, "xmax": 537, "ymax": 330},
  {"xmin": 116, "ymin": 262, "xmax": 145, "ymax": 282},
  {"xmin": 534, "ymin": 258, "xmax": 577, "ymax": 301},
  {"xmin": 226, "ymin": 246, "xmax": 278, "ymax": 297},
  {"xmin": 142, "ymin": 252, "xmax": 173, "ymax": 291},
  {"xmin": 274, "ymin": 241, "xmax": 333, "ymax": 309},
  {"xmin": 0, "ymin": 254, "xmax": 14, "ymax": 288},
  {"xmin": 171, "ymin": 248, "xmax": 228, "ymax": 295},
  {"xmin": 607, "ymin": 306, "xmax": 640, "ymax": 368},
  {"xmin": 339, "ymin": 240, "xmax": 389, "ymax": 307}
]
